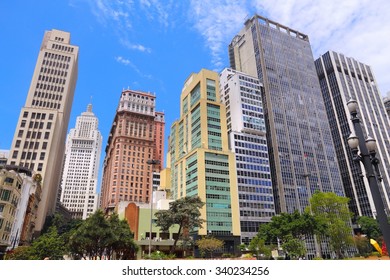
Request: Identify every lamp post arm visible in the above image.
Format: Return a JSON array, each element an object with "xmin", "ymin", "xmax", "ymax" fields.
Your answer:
[{"xmin": 350, "ymin": 112, "xmax": 390, "ymax": 253}]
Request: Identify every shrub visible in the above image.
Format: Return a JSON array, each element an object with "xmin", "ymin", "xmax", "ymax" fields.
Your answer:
[
  {"xmin": 222, "ymin": 253, "xmax": 234, "ymax": 258},
  {"xmin": 150, "ymin": 251, "xmax": 167, "ymax": 260}
]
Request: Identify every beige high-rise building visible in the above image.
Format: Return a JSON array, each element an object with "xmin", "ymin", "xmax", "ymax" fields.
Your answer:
[
  {"xmin": 8, "ymin": 29, "xmax": 79, "ymax": 234},
  {"xmin": 167, "ymin": 69, "xmax": 241, "ymax": 256}
]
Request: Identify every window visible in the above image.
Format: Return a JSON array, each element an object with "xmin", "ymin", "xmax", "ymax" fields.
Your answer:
[
  {"xmin": 42, "ymin": 142, "xmax": 47, "ymax": 150},
  {"xmin": 0, "ymin": 189, "xmax": 11, "ymax": 201},
  {"xmin": 37, "ymin": 163, "xmax": 43, "ymax": 171},
  {"xmin": 23, "ymin": 111, "xmax": 28, "ymax": 118},
  {"xmin": 18, "ymin": 130, "xmax": 23, "ymax": 138},
  {"xmin": 46, "ymin": 122, "xmax": 52, "ymax": 129}
]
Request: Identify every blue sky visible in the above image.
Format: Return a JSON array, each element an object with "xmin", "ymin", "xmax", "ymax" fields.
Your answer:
[{"xmin": 1, "ymin": 0, "xmax": 390, "ymax": 174}]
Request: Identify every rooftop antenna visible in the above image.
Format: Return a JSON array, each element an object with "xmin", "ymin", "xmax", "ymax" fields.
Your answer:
[{"xmin": 87, "ymin": 95, "xmax": 93, "ymax": 112}]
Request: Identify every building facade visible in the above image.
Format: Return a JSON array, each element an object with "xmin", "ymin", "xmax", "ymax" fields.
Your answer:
[
  {"xmin": 0, "ymin": 151, "xmax": 9, "ymax": 167},
  {"xmin": 7, "ymin": 29, "xmax": 78, "ymax": 233},
  {"xmin": 60, "ymin": 104, "xmax": 102, "ymax": 219},
  {"xmin": 100, "ymin": 89, "xmax": 165, "ymax": 213},
  {"xmin": 0, "ymin": 168, "xmax": 22, "ymax": 258},
  {"xmin": 315, "ymin": 51, "xmax": 390, "ymax": 217},
  {"xmin": 219, "ymin": 68, "xmax": 275, "ymax": 243},
  {"xmin": 168, "ymin": 69, "xmax": 241, "ymax": 255},
  {"xmin": 4, "ymin": 166, "xmax": 42, "ymax": 251},
  {"xmin": 229, "ymin": 15, "xmax": 346, "ymax": 257}
]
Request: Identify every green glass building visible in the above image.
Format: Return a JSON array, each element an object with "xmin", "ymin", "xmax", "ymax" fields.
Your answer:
[{"xmin": 167, "ymin": 69, "xmax": 241, "ymax": 256}]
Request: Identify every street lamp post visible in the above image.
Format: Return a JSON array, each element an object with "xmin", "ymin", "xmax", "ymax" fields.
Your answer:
[
  {"xmin": 146, "ymin": 159, "xmax": 160, "ymax": 257},
  {"xmin": 346, "ymin": 98, "xmax": 390, "ymax": 252}
]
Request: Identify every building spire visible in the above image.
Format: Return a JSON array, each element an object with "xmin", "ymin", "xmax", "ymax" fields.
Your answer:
[{"xmin": 87, "ymin": 96, "xmax": 93, "ymax": 112}]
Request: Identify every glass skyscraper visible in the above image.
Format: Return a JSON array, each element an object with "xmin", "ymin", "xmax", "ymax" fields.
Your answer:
[
  {"xmin": 229, "ymin": 15, "xmax": 347, "ymax": 258},
  {"xmin": 315, "ymin": 51, "xmax": 390, "ymax": 218}
]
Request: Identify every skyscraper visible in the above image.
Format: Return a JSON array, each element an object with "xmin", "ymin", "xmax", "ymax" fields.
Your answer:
[
  {"xmin": 100, "ymin": 89, "xmax": 165, "ymax": 213},
  {"xmin": 168, "ymin": 69, "xmax": 241, "ymax": 255},
  {"xmin": 315, "ymin": 51, "xmax": 390, "ymax": 217},
  {"xmin": 229, "ymin": 15, "xmax": 346, "ymax": 257},
  {"xmin": 219, "ymin": 68, "xmax": 275, "ymax": 243},
  {"xmin": 7, "ymin": 29, "xmax": 78, "ymax": 233},
  {"xmin": 60, "ymin": 104, "xmax": 102, "ymax": 219}
]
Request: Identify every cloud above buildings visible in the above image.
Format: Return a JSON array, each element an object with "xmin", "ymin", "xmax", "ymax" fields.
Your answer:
[
  {"xmin": 115, "ymin": 56, "xmax": 153, "ymax": 79},
  {"xmin": 87, "ymin": 0, "xmax": 390, "ymax": 95},
  {"xmin": 188, "ymin": 0, "xmax": 249, "ymax": 70},
  {"xmin": 252, "ymin": 0, "xmax": 390, "ymax": 94}
]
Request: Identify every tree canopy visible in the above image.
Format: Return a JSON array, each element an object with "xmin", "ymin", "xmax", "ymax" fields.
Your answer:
[
  {"xmin": 196, "ymin": 236, "xmax": 224, "ymax": 258},
  {"xmin": 357, "ymin": 216, "xmax": 382, "ymax": 240},
  {"xmin": 155, "ymin": 196, "xmax": 205, "ymax": 254},
  {"xmin": 309, "ymin": 192, "xmax": 354, "ymax": 259},
  {"xmin": 6, "ymin": 210, "xmax": 138, "ymax": 260},
  {"xmin": 248, "ymin": 235, "xmax": 272, "ymax": 259},
  {"xmin": 258, "ymin": 210, "xmax": 326, "ymax": 244},
  {"xmin": 68, "ymin": 210, "xmax": 138, "ymax": 259},
  {"xmin": 256, "ymin": 210, "xmax": 325, "ymax": 259}
]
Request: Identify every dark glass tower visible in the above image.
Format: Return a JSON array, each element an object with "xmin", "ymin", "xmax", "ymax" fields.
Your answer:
[
  {"xmin": 315, "ymin": 51, "xmax": 390, "ymax": 218},
  {"xmin": 229, "ymin": 15, "xmax": 347, "ymax": 258}
]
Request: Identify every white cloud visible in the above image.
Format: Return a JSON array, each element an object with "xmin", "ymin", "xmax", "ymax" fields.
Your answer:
[
  {"xmin": 89, "ymin": 1, "xmax": 390, "ymax": 95},
  {"xmin": 115, "ymin": 56, "xmax": 132, "ymax": 65},
  {"xmin": 251, "ymin": 0, "xmax": 390, "ymax": 95},
  {"xmin": 91, "ymin": 0, "xmax": 133, "ymax": 28},
  {"xmin": 189, "ymin": 0, "xmax": 250, "ymax": 70},
  {"xmin": 120, "ymin": 39, "xmax": 152, "ymax": 53},
  {"xmin": 115, "ymin": 56, "xmax": 153, "ymax": 79},
  {"xmin": 187, "ymin": 0, "xmax": 390, "ymax": 95}
]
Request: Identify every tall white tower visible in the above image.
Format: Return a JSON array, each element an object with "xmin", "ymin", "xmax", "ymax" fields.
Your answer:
[
  {"xmin": 219, "ymin": 68, "xmax": 275, "ymax": 244},
  {"xmin": 60, "ymin": 104, "xmax": 102, "ymax": 219}
]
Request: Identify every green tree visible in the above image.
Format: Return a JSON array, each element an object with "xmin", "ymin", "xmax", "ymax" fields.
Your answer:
[
  {"xmin": 5, "ymin": 246, "xmax": 32, "ymax": 260},
  {"xmin": 107, "ymin": 214, "xmax": 138, "ymax": 259},
  {"xmin": 68, "ymin": 210, "xmax": 137, "ymax": 260},
  {"xmin": 282, "ymin": 235, "xmax": 307, "ymax": 259},
  {"xmin": 29, "ymin": 226, "xmax": 65, "ymax": 260},
  {"xmin": 155, "ymin": 196, "xmax": 205, "ymax": 254},
  {"xmin": 309, "ymin": 192, "xmax": 354, "ymax": 259},
  {"xmin": 248, "ymin": 236, "xmax": 272, "ymax": 259},
  {"xmin": 69, "ymin": 209, "xmax": 113, "ymax": 259},
  {"xmin": 258, "ymin": 210, "xmax": 326, "ymax": 247},
  {"xmin": 357, "ymin": 216, "xmax": 382, "ymax": 240},
  {"xmin": 196, "ymin": 236, "xmax": 224, "ymax": 259}
]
